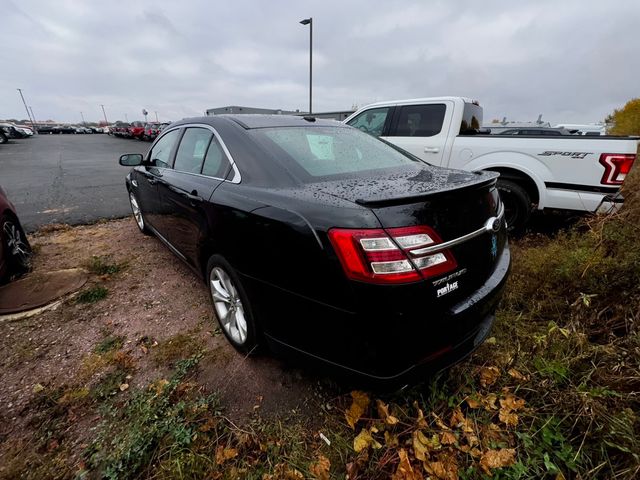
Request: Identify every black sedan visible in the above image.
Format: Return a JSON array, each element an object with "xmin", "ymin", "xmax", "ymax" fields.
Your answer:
[{"xmin": 119, "ymin": 115, "xmax": 510, "ymax": 384}]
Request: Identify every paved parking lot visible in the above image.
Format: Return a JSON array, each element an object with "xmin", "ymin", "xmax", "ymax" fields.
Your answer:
[{"xmin": 0, "ymin": 134, "xmax": 147, "ymax": 231}]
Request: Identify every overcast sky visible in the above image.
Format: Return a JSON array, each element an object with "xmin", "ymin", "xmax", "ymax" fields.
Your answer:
[{"xmin": 1, "ymin": 0, "xmax": 638, "ymax": 125}]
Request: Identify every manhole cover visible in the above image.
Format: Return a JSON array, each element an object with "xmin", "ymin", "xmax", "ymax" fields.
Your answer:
[{"xmin": 0, "ymin": 269, "xmax": 88, "ymax": 315}]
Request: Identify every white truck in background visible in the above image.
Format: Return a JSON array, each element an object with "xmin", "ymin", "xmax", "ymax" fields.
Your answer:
[{"xmin": 344, "ymin": 97, "xmax": 638, "ymax": 232}]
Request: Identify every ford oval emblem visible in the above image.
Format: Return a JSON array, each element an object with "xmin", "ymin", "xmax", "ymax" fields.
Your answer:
[{"xmin": 491, "ymin": 218, "xmax": 501, "ymax": 233}]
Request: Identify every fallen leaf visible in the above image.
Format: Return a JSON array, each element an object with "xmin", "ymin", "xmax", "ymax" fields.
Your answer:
[
  {"xmin": 392, "ymin": 448, "xmax": 423, "ymax": 480},
  {"xmin": 499, "ymin": 393, "xmax": 526, "ymax": 427},
  {"xmin": 215, "ymin": 446, "xmax": 238, "ymax": 464},
  {"xmin": 353, "ymin": 428, "xmax": 381, "ymax": 453},
  {"xmin": 413, "ymin": 430, "xmax": 430, "ymax": 461},
  {"xmin": 499, "ymin": 409, "xmax": 519, "ymax": 427},
  {"xmin": 440, "ymin": 431, "xmax": 457, "ymax": 445},
  {"xmin": 479, "ymin": 366, "xmax": 500, "ymax": 387},
  {"xmin": 479, "ymin": 448, "xmax": 516, "ymax": 474},
  {"xmin": 415, "ymin": 401, "xmax": 428, "ymax": 428},
  {"xmin": 431, "ymin": 412, "xmax": 450, "ymax": 431},
  {"xmin": 424, "ymin": 451, "xmax": 458, "ymax": 480},
  {"xmin": 449, "ymin": 407, "xmax": 474, "ymax": 433},
  {"xmin": 465, "ymin": 396, "xmax": 481, "ymax": 409},
  {"xmin": 33, "ymin": 383, "xmax": 45, "ymax": 394},
  {"xmin": 119, "ymin": 383, "xmax": 129, "ymax": 391},
  {"xmin": 500, "ymin": 393, "xmax": 526, "ymax": 412},
  {"xmin": 345, "ymin": 391, "xmax": 370, "ymax": 429},
  {"xmin": 377, "ymin": 399, "xmax": 399, "ymax": 425},
  {"xmin": 508, "ymin": 368, "xmax": 529, "ymax": 381},
  {"xmin": 309, "ymin": 454, "xmax": 330, "ymax": 480},
  {"xmin": 482, "ymin": 393, "xmax": 499, "ymax": 411}
]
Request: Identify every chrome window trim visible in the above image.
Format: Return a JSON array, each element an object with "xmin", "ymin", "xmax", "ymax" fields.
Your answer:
[
  {"xmin": 408, "ymin": 202, "xmax": 505, "ymax": 257},
  {"xmin": 152, "ymin": 123, "xmax": 242, "ymax": 184}
]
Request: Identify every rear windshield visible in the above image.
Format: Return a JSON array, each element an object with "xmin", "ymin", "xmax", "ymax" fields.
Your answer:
[
  {"xmin": 249, "ymin": 126, "xmax": 422, "ymax": 180},
  {"xmin": 459, "ymin": 102, "xmax": 483, "ymax": 135}
]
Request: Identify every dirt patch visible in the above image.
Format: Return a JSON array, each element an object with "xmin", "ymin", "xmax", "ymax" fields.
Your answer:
[{"xmin": 0, "ymin": 218, "xmax": 320, "ymax": 476}]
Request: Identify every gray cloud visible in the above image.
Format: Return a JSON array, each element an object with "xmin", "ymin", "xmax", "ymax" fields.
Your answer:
[{"xmin": 1, "ymin": 0, "xmax": 637, "ymax": 124}]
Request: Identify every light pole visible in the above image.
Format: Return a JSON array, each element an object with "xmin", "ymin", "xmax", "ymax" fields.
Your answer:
[
  {"xmin": 17, "ymin": 88, "xmax": 36, "ymax": 131},
  {"xmin": 80, "ymin": 111, "xmax": 86, "ymax": 125},
  {"xmin": 299, "ymin": 18, "xmax": 312, "ymax": 115},
  {"xmin": 29, "ymin": 106, "xmax": 38, "ymax": 133},
  {"xmin": 155, "ymin": 111, "xmax": 159, "ymax": 122},
  {"xmin": 100, "ymin": 104, "xmax": 109, "ymax": 125}
]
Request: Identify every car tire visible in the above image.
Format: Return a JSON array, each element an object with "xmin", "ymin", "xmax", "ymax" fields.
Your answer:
[
  {"xmin": 128, "ymin": 190, "xmax": 151, "ymax": 235},
  {"xmin": 207, "ymin": 255, "xmax": 261, "ymax": 355},
  {"xmin": 1, "ymin": 214, "xmax": 32, "ymax": 280},
  {"xmin": 0, "ymin": 132, "xmax": 7, "ymax": 144},
  {"xmin": 497, "ymin": 179, "xmax": 531, "ymax": 235}
]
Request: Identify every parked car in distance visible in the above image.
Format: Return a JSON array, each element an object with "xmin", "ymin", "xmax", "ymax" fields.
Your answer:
[
  {"xmin": 37, "ymin": 125, "xmax": 56, "ymax": 134},
  {"xmin": 0, "ymin": 185, "xmax": 32, "ymax": 283},
  {"xmin": 0, "ymin": 128, "xmax": 7, "ymax": 144},
  {"xmin": 345, "ymin": 97, "xmax": 639, "ymax": 233},
  {"xmin": 143, "ymin": 122, "xmax": 161, "ymax": 141},
  {"xmin": 111, "ymin": 122, "xmax": 131, "ymax": 137},
  {"xmin": 14, "ymin": 125, "xmax": 34, "ymax": 137},
  {"xmin": 118, "ymin": 115, "xmax": 510, "ymax": 385},
  {"xmin": 56, "ymin": 125, "xmax": 77, "ymax": 134},
  {"xmin": 0, "ymin": 123, "xmax": 27, "ymax": 139},
  {"xmin": 129, "ymin": 121, "xmax": 146, "ymax": 139}
]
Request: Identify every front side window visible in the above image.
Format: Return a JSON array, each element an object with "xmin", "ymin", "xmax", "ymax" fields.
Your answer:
[
  {"xmin": 173, "ymin": 128, "xmax": 213, "ymax": 173},
  {"xmin": 346, "ymin": 107, "xmax": 390, "ymax": 137},
  {"xmin": 148, "ymin": 129, "xmax": 181, "ymax": 168},
  {"xmin": 252, "ymin": 126, "xmax": 421, "ymax": 179},
  {"xmin": 391, "ymin": 104, "xmax": 446, "ymax": 137}
]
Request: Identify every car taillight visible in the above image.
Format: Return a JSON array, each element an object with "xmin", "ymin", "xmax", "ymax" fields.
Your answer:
[
  {"xmin": 599, "ymin": 153, "xmax": 635, "ymax": 185},
  {"xmin": 328, "ymin": 226, "xmax": 457, "ymax": 284}
]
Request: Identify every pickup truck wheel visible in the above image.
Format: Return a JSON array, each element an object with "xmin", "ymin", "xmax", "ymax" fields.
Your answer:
[{"xmin": 497, "ymin": 179, "xmax": 531, "ymax": 235}]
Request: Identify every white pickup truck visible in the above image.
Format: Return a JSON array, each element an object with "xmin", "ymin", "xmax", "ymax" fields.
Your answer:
[{"xmin": 344, "ymin": 97, "xmax": 638, "ymax": 232}]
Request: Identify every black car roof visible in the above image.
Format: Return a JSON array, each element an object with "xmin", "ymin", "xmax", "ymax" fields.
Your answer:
[{"xmin": 173, "ymin": 115, "xmax": 346, "ymax": 130}]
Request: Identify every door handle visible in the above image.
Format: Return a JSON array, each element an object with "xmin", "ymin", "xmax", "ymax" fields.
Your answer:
[
  {"xmin": 424, "ymin": 147, "xmax": 440, "ymax": 153},
  {"xmin": 185, "ymin": 190, "xmax": 203, "ymax": 205}
]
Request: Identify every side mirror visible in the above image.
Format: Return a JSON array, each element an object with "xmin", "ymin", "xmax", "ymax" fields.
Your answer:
[{"xmin": 119, "ymin": 153, "xmax": 143, "ymax": 166}]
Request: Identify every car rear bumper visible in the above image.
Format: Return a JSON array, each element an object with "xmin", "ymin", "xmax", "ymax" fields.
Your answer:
[{"xmin": 244, "ymin": 243, "xmax": 510, "ymax": 386}]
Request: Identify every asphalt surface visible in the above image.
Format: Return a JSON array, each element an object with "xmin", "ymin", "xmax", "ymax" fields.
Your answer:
[{"xmin": 0, "ymin": 134, "xmax": 147, "ymax": 232}]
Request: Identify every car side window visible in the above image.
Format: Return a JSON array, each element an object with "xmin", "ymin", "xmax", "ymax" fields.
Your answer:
[
  {"xmin": 390, "ymin": 104, "xmax": 446, "ymax": 137},
  {"xmin": 201, "ymin": 136, "xmax": 232, "ymax": 178},
  {"xmin": 173, "ymin": 128, "xmax": 213, "ymax": 174},
  {"xmin": 149, "ymin": 129, "xmax": 181, "ymax": 168},
  {"xmin": 346, "ymin": 107, "xmax": 390, "ymax": 137}
]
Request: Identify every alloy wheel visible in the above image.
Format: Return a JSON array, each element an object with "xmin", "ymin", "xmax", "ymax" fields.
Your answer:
[
  {"xmin": 129, "ymin": 192, "xmax": 145, "ymax": 231},
  {"xmin": 3, "ymin": 221, "xmax": 31, "ymax": 268},
  {"xmin": 209, "ymin": 267, "xmax": 248, "ymax": 345}
]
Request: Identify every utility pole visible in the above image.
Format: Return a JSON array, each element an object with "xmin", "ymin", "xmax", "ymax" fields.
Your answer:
[
  {"xmin": 17, "ymin": 88, "xmax": 36, "ymax": 131},
  {"xmin": 80, "ymin": 111, "xmax": 86, "ymax": 125},
  {"xmin": 299, "ymin": 18, "xmax": 313, "ymax": 114},
  {"xmin": 155, "ymin": 111, "xmax": 159, "ymax": 122},
  {"xmin": 100, "ymin": 104, "xmax": 109, "ymax": 124},
  {"xmin": 125, "ymin": 114, "xmax": 129, "ymax": 122}
]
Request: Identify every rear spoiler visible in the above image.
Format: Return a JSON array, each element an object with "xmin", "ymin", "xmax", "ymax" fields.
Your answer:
[{"xmin": 355, "ymin": 174, "xmax": 498, "ymax": 208}]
